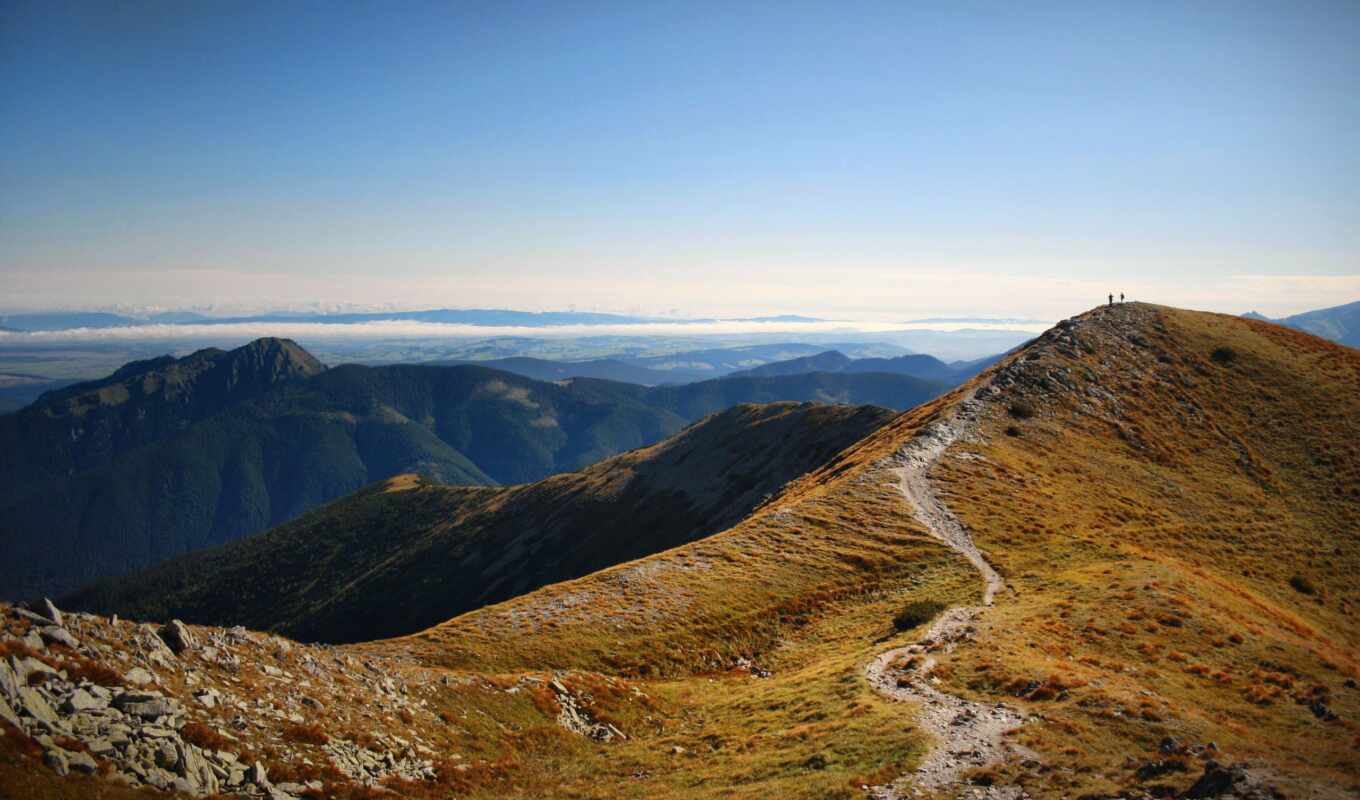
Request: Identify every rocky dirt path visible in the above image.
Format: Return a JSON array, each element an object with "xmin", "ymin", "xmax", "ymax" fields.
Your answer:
[{"xmin": 864, "ymin": 395, "xmax": 1029, "ymax": 798}]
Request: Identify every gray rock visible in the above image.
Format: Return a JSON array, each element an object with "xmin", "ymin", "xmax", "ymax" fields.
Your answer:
[
  {"xmin": 140, "ymin": 725, "xmax": 176, "ymax": 738},
  {"xmin": 0, "ymin": 695, "xmax": 19, "ymax": 728},
  {"xmin": 39, "ymin": 626, "xmax": 79, "ymax": 649},
  {"xmin": 248, "ymin": 759, "xmax": 271, "ymax": 789},
  {"xmin": 17, "ymin": 685, "xmax": 59, "ymax": 727},
  {"xmin": 143, "ymin": 766, "xmax": 175, "ymax": 789},
  {"xmin": 13, "ymin": 656, "xmax": 57, "ymax": 683},
  {"xmin": 43, "ymin": 748, "xmax": 69, "ymax": 776},
  {"xmin": 63, "ymin": 688, "xmax": 107, "ymax": 712},
  {"xmin": 0, "ymin": 659, "xmax": 18, "ymax": 699},
  {"xmin": 11, "ymin": 607, "xmax": 55, "ymax": 626},
  {"xmin": 115, "ymin": 694, "xmax": 179, "ymax": 719},
  {"xmin": 22, "ymin": 630, "xmax": 45, "ymax": 651},
  {"xmin": 158, "ymin": 619, "xmax": 196, "ymax": 655},
  {"xmin": 42, "ymin": 598, "xmax": 63, "ymax": 628},
  {"xmin": 86, "ymin": 737, "xmax": 116, "ymax": 756},
  {"xmin": 153, "ymin": 738, "xmax": 179, "ymax": 769},
  {"xmin": 67, "ymin": 750, "xmax": 98, "ymax": 774},
  {"xmin": 124, "ymin": 667, "xmax": 155, "ymax": 686}
]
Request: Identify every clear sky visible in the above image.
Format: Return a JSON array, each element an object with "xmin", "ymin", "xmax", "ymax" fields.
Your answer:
[{"xmin": 2, "ymin": 1, "xmax": 1357, "ymax": 320}]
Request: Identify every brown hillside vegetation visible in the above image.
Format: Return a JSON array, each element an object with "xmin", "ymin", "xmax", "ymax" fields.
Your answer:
[{"xmin": 6, "ymin": 304, "xmax": 1358, "ymax": 800}]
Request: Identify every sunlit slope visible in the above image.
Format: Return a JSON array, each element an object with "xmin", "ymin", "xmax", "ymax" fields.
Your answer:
[
  {"xmin": 70, "ymin": 402, "xmax": 893, "ymax": 644},
  {"xmin": 382, "ymin": 380, "xmax": 977, "ymax": 674},
  {"xmin": 920, "ymin": 303, "xmax": 1359, "ymax": 796},
  {"xmin": 379, "ymin": 303, "xmax": 1357, "ymax": 798}
]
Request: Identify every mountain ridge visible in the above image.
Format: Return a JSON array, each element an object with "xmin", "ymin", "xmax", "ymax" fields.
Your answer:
[{"xmin": 66, "ymin": 401, "xmax": 895, "ymax": 642}]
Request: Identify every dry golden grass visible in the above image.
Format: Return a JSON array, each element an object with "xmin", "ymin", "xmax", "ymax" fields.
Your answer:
[{"xmin": 925, "ymin": 304, "xmax": 1360, "ymax": 797}]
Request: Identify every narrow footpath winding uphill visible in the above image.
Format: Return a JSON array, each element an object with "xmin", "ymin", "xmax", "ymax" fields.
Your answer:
[{"xmin": 864, "ymin": 388, "xmax": 1030, "ymax": 796}]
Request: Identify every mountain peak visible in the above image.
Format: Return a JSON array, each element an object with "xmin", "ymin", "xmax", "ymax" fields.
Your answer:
[{"xmin": 225, "ymin": 337, "xmax": 326, "ymax": 381}]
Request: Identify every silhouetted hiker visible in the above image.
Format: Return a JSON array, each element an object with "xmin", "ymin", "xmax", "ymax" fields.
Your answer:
[
  {"xmin": 1120, "ymin": 292, "xmax": 1125, "ymax": 303},
  {"xmin": 1108, "ymin": 293, "xmax": 1113, "ymax": 306}
]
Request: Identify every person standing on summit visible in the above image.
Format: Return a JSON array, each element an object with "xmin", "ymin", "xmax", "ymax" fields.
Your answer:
[
  {"xmin": 1120, "ymin": 292, "xmax": 1125, "ymax": 303},
  {"xmin": 1109, "ymin": 293, "xmax": 1114, "ymax": 306}
]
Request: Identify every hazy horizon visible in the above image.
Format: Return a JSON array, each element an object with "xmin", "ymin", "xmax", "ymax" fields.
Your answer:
[{"xmin": 4, "ymin": 2, "xmax": 1357, "ymax": 320}]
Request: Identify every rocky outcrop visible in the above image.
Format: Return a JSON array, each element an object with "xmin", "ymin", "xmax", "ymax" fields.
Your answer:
[{"xmin": 0, "ymin": 600, "xmax": 443, "ymax": 798}]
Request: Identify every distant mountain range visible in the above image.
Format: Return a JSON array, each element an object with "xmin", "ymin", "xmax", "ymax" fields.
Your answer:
[
  {"xmin": 68, "ymin": 402, "xmax": 892, "ymax": 643},
  {"xmin": 727, "ymin": 350, "xmax": 1004, "ymax": 382},
  {"xmin": 0, "ymin": 338, "xmax": 955, "ymax": 599},
  {"xmin": 428, "ymin": 341, "xmax": 917, "ymax": 384},
  {"xmin": 1243, "ymin": 300, "xmax": 1359, "ymax": 348}
]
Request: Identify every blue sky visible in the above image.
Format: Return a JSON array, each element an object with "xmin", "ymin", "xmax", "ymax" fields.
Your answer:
[{"xmin": 2, "ymin": 1, "xmax": 1357, "ymax": 319}]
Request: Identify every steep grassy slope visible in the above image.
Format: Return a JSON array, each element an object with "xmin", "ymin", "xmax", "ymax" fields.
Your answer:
[
  {"xmin": 68, "ymin": 402, "xmax": 895, "ymax": 643},
  {"xmin": 921, "ymin": 304, "xmax": 1360, "ymax": 796}
]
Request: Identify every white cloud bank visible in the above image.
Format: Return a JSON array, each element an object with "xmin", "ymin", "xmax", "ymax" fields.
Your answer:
[{"xmin": 0, "ymin": 318, "xmax": 1054, "ymax": 344}]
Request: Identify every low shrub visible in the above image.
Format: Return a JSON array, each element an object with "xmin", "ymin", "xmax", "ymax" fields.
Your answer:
[
  {"xmin": 282, "ymin": 723, "xmax": 330, "ymax": 746},
  {"xmin": 180, "ymin": 722, "xmax": 230, "ymax": 751},
  {"xmin": 892, "ymin": 600, "xmax": 946, "ymax": 631},
  {"xmin": 1289, "ymin": 574, "xmax": 1316, "ymax": 595},
  {"xmin": 59, "ymin": 656, "xmax": 125, "ymax": 687},
  {"xmin": 1210, "ymin": 346, "xmax": 1236, "ymax": 364}
]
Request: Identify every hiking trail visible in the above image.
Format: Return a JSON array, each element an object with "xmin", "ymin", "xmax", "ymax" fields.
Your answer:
[{"xmin": 864, "ymin": 394, "xmax": 1030, "ymax": 798}]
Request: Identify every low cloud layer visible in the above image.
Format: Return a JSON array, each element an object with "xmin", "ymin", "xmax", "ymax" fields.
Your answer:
[{"xmin": 0, "ymin": 318, "xmax": 1054, "ymax": 344}]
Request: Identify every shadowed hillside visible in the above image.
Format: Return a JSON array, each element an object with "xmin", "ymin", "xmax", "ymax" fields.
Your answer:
[
  {"xmin": 0, "ymin": 338, "xmax": 324, "ymax": 487},
  {"xmin": 67, "ymin": 402, "xmax": 895, "ymax": 643},
  {"xmin": 2, "ymin": 349, "xmax": 946, "ymax": 600}
]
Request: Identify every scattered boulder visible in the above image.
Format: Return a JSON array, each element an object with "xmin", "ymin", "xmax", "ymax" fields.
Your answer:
[
  {"xmin": 17, "ymin": 686, "xmax": 59, "ymax": 728},
  {"xmin": 159, "ymin": 620, "xmax": 196, "ymax": 655},
  {"xmin": 113, "ymin": 692, "xmax": 179, "ymax": 720},
  {"xmin": 66, "ymin": 750, "xmax": 98, "ymax": 774},
  {"xmin": 43, "ymin": 598, "xmax": 63, "ymax": 628},
  {"xmin": 12, "ymin": 606, "xmax": 56, "ymax": 627},
  {"xmin": 0, "ymin": 660, "xmax": 19, "ymax": 698},
  {"xmin": 43, "ymin": 748, "xmax": 69, "ymax": 776},
  {"xmin": 1179, "ymin": 760, "xmax": 1268, "ymax": 798},
  {"xmin": 125, "ymin": 667, "xmax": 155, "ymax": 686},
  {"xmin": 39, "ymin": 625, "xmax": 79, "ymax": 649},
  {"xmin": 0, "ymin": 695, "xmax": 20, "ymax": 727},
  {"xmin": 62, "ymin": 688, "xmax": 107, "ymax": 713}
]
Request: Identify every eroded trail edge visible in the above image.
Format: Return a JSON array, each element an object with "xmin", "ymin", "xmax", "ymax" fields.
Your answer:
[{"xmin": 865, "ymin": 395, "xmax": 1028, "ymax": 798}]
